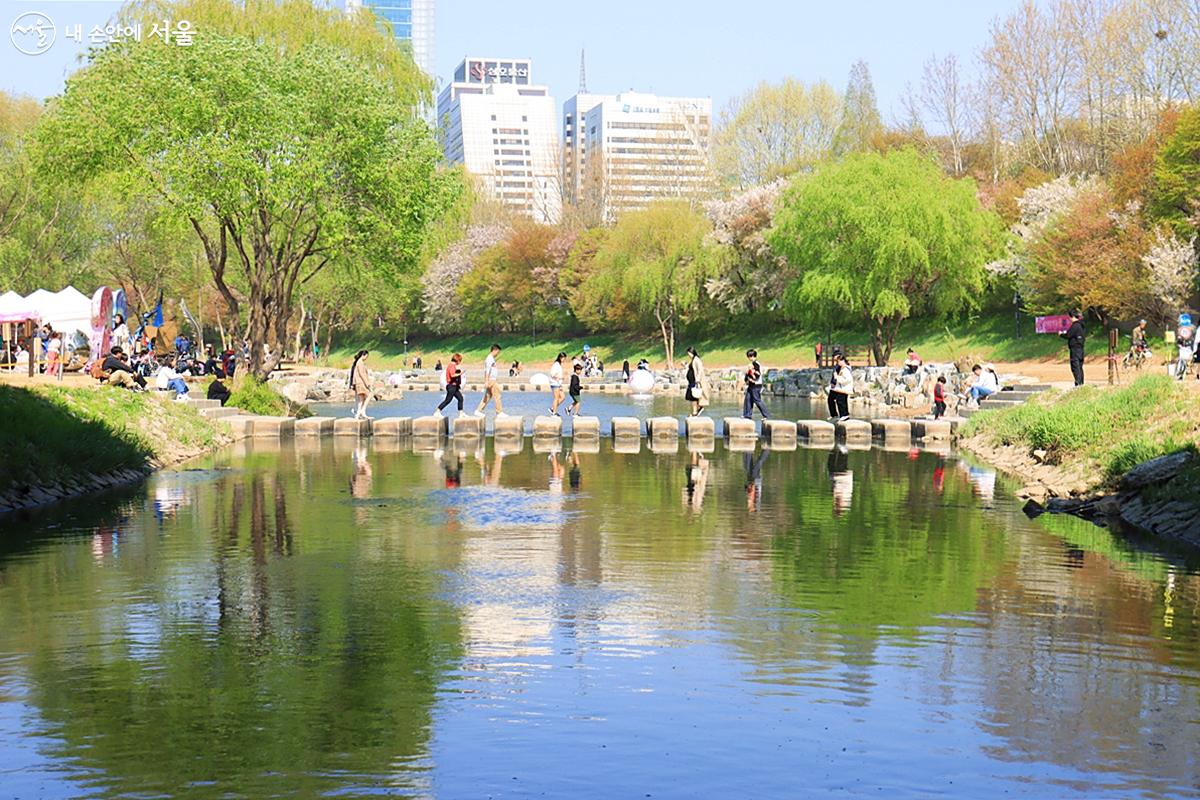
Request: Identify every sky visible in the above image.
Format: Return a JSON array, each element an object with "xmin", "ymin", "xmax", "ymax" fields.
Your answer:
[{"xmin": 4, "ymin": 0, "xmax": 1023, "ymax": 122}]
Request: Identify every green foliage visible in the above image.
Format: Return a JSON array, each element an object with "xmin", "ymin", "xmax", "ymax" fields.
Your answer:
[
  {"xmin": 456, "ymin": 223, "xmax": 568, "ymax": 334},
  {"xmin": 769, "ymin": 148, "xmax": 1002, "ymax": 365},
  {"xmin": 832, "ymin": 59, "xmax": 882, "ymax": 156},
  {"xmin": 1151, "ymin": 104, "xmax": 1200, "ymax": 238},
  {"xmin": 228, "ymin": 377, "xmax": 290, "ymax": 417}
]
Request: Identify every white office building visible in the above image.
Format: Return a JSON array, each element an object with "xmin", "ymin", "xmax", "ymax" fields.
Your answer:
[
  {"xmin": 344, "ymin": 0, "xmax": 435, "ymax": 77},
  {"xmin": 437, "ymin": 57, "xmax": 561, "ymax": 223},
  {"xmin": 563, "ymin": 91, "xmax": 713, "ymax": 218}
]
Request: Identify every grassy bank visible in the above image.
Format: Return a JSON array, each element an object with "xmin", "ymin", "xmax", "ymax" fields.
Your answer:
[
  {"xmin": 326, "ymin": 310, "xmax": 1144, "ymax": 370},
  {"xmin": 960, "ymin": 375, "xmax": 1199, "ymax": 488},
  {"xmin": 0, "ymin": 384, "xmax": 230, "ymax": 495}
]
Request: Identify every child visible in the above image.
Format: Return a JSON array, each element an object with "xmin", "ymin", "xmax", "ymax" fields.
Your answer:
[
  {"xmin": 932, "ymin": 375, "xmax": 947, "ymax": 419},
  {"xmin": 567, "ymin": 362, "xmax": 583, "ymax": 415}
]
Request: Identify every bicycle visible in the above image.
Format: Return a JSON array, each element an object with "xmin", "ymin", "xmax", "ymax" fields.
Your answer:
[{"xmin": 1121, "ymin": 345, "xmax": 1149, "ymax": 373}]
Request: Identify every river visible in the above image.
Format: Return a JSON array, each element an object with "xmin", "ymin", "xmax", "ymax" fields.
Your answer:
[{"xmin": 1, "ymin": 429, "xmax": 1199, "ymax": 798}]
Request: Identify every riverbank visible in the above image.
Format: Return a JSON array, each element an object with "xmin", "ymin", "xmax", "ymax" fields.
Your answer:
[
  {"xmin": 0, "ymin": 384, "xmax": 232, "ymax": 514},
  {"xmin": 958, "ymin": 375, "xmax": 1200, "ymax": 542}
]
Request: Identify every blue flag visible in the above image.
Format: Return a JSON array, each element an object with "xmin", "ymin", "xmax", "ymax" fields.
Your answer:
[{"xmin": 152, "ymin": 290, "xmax": 163, "ymax": 327}]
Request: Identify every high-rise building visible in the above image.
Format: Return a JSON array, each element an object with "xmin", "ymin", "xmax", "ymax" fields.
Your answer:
[
  {"xmin": 437, "ymin": 57, "xmax": 561, "ymax": 223},
  {"xmin": 344, "ymin": 0, "xmax": 435, "ymax": 77},
  {"xmin": 563, "ymin": 91, "xmax": 713, "ymax": 219}
]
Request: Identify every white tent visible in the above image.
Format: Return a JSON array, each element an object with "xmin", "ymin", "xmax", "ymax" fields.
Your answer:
[
  {"xmin": 0, "ymin": 290, "xmax": 37, "ymax": 323},
  {"xmin": 24, "ymin": 286, "xmax": 92, "ymax": 337}
]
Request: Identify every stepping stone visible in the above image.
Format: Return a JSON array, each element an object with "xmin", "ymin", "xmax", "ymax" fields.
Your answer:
[
  {"xmin": 835, "ymin": 419, "xmax": 871, "ymax": 443},
  {"xmin": 453, "ymin": 414, "xmax": 485, "ymax": 437},
  {"xmin": 532, "ymin": 436, "xmax": 561, "ymax": 453},
  {"xmin": 611, "ymin": 416, "xmax": 641, "ymax": 438},
  {"xmin": 762, "ymin": 419, "xmax": 798, "ymax": 445},
  {"xmin": 912, "ymin": 419, "xmax": 953, "ymax": 441},
  {"xmin": 797, "ymin": 419, "xmax": 836, "ymax": 441},
  {"xmin": 722, "ymin": 417, "xmax": 756, "ymax": 439},
  {"xmin": 412, "ymin": 415, "xmax": 449, "ymax": 436},
  {"xmin": 252, "ymin": 416, "xmax": 295, "ymax": 438},
  {"xmin": 647, "ymin": 416, "xmax": 680, "ymax": 439},
  {"xmin": 200, "ymin": 406, "xmax": 240, "ymax": 420},
  {"xmin": 533, "ymin": 415, "xmax": 562, "ymax": 437},
  {"xmin": 613, "ymin": 437, "xmax": 641, "ymax": 454},
  {"xmin": 572, "ymin": 415, "xmax": 600, "ymax": 439},
  {"xmin": 218, "ymin": 415, "xmax": 257, "ymax": 438},
  {"xmin": 685, "ymin": 416, "xmax": 716, "ymax": 439},
  {"xmin": 184, "ymin": 398, "xmax": 220, "ymax": 410},
  {"xmin": 333, "ymin": 417, "xmax": 372, "ymax": 437},
  {"xmin": 372, "ymin": 417, "xmax": 412, "ymax": 436},
  {"xmin": 649, "ymin": 437, "xmax": 678, "ymax": 454},
  {"xmin": 871, "ymin": 418, "xmax": 912, "ymax": 443},
  {"xmin": 493, "ymin": 414, "xmax": 525, "ymax": 439}
]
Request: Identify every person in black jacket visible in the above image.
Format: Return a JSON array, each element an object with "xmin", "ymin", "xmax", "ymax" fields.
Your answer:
[
  {"xmin": 207, "ymin": 378, "xmax": 232, "ymax": 406},
  {"xmin": 1060, "ymin": 310, "xmax": 1086, "ymax": 386},
  {"xmin": 102, "ymin": 347, "xmax": 147, "ymax": 389}
]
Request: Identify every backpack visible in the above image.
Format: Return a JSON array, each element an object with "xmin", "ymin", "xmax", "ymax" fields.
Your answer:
[
  {"xmin": 1178, "ymin": 325, "xmax": 1195, "ymax": 345},
  {"xmin": 90, "ymin": 359, "xmax": 107, "ymax": 380}
]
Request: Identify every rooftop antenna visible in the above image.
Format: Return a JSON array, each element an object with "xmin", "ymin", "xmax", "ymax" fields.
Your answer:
[{"xmin": 579, "ymin": 48, "xmax": 588, "ymax": 93}]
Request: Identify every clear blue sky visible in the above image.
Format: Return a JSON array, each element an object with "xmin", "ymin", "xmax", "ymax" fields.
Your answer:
[{"xmin": 5, "ymin": 0, "xmax": 1023, "ymax": 121}]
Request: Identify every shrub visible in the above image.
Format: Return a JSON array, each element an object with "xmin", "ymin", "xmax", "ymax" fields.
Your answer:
[{"xmin": 228, "ymin": 377, "xmax": 289, "ymax": 417}]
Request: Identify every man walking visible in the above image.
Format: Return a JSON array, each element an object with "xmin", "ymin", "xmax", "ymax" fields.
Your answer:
[
  {"xmin": 475, "ymin": 343, "xmax": 507, "ymax": 418},
  {"xmin": 742, "ymin": 348, "xmax": 769, "ymax": 420},
  {"xmin": 1060, "ymin": 310, "xmax": 1086, "ymax": 386}
]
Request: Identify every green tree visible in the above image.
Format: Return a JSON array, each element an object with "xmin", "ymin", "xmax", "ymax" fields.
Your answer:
[
  {"xmin": 37, "ymin": 6, "xmax": 459, "ymax": 378},
  {"xmin": 1151, "ymin": 104, "xmax": 1200, "ymax": 256},
  {"xmin": 769, "ymin": 149, "xmax": 1000, "ymax": 365},
  {"xmin": 582, "ymin": 201, "xmax": 715, "ymax": 368},
  {"xmin": 833, "ymin": 59, "xmax": 883, "ymax": 155}
]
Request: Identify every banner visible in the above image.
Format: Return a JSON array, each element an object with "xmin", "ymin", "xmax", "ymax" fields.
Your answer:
[
  {"xmin": 90, "ymin": 286, "xmax": 113, "ymax": 361},
  {"xmin": 1035, "ymin": 314, "xmax": 1072, "ymax": 334}
]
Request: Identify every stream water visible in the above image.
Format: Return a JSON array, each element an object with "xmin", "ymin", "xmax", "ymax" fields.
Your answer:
[{"xmin": 2, "ymin": 432, "xmax": 1199, "ymax": 798}]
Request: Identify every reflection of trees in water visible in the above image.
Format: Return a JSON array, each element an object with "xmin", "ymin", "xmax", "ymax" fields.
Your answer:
[{"xmin": 6, "ymin": 462, "xmax": 462, "ymax": 798}]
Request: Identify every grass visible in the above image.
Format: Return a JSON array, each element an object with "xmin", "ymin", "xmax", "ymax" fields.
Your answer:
[
  {"xmin": 0, "ymin": 384, "xmax": 225, "ymax": 494},
  {"xmin": 324, "ymin": 309, "xmax": 1141, "ymax": 371},
  {"xmin": 961, "ymin": 374, "xmax": 1199, "ymax": 485},
  {"xmin": 228, "ymin": 376, "xmax": 291, "ymax": 417}
]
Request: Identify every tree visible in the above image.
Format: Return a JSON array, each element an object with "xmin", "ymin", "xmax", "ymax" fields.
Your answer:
[
  {"xmin": 712, "ymin": 79, "xmax": 841, "ymax": 189},
  {"xmin": 833, "ymin": 60, "xmax": 883, "ymax": 155},
  {"xmin": 916, "ymin": 53, "xmax": 969, "ymax": 176},
  {"xmin": 420, "ymin": 224, "xmax": 508, "ymax": 334},
  {"xmin": 703, "ymin": 180, "xmax": 792, "ymax": 317},
  {"xmin": 582, "ymin": 201, "xmax": 715, "ymax": 368},
  {"xmin": 769, "ymin": 149, "xmax": 1000, "ymax": 366},
  {"xmin": 38, "ymin": 18, "xmax": 460, "ymax": 378},
  {"xmin": 1151, "ymin": 104, "xmax": 1200, "ymax": 248},
  {"xmin": 457, "ymin": 223, "xmax": 566, "ymax": 334}
]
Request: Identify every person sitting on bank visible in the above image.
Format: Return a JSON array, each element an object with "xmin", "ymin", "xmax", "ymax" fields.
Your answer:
[
  {"xmin": 102, "ymin": 346, "xmax": 147, "ymax": 390},
  {"xmin": 155, "ymin": 357, "xmax": 190, "ymax": 400},
  {"xmin": 902, "ymin": 348, "xmax": 922, "ymax": 375},
  {"xmin": 964, "ymin": 364, "xmax": 999, "ymax": 405},
  {"xmin": 509, "ymin": 360, "xmax": 522, "ymax": 377},
  {"xmin": 207, "ymin": 378, "xmax": 232, "ymax": 406}
]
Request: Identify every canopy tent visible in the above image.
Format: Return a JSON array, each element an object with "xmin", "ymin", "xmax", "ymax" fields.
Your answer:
[
  {"xmin": 24, "ymin": 286, "xmax": 92, "ymax": 337},
  {"xmin": 0, "ymin": 291, "xmax": 38, "ymax": 324}
]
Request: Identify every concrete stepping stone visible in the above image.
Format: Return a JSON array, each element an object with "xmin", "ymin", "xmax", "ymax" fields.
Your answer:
[
  {"xmin": 372, "ymin": 417, "xmax": 412, "ymax": 436},
  {"xmin": 722, "ymin": 417, "xmax": 756, "ymax": 439},
  {"xmin": 912, "ymin": 419, "xmax": 953, "ymax": 441},
  {"xmin": 762, "ymin": 419, "xmax": 798, "ymax": 445},
  {"xmin": 453, "ymin": 415, "xmax": 485, "ymax": 438},
  {"xmin": 200, "ymin": 406, "xmax": 240, "ymax": 420},
  {"xmin": 646, "ymin": 416, "xmax": 680, "ymax": 439},
  {"xmin": 533, "ymin": 415, "xmax": 562, "ymax": 438},
  {"xmin": 611, "ymin": 416, "xmax": 641, "ymax": 438},
  {"xmin": 613, "ymin": 437, "xmax": 641, "ymax": 454},
  {"xmin": 295, "ymin": 416, "xmax": 334, "ymax": 436},
  {"xmin": 219, "ymin": 415, "xmax": 257, "ymax": 438},
  {"xmin": 686, "ymin": 416, "xmax": 716, "ymax": 439},
  {"xmin": 835, "ymin": 418, "xmax": 872, "ymax": 443},
  {"xmin": 797, "ymin": 419, "xmax": 836, "ymax": 441},
  {"xmin": 870, "ymin": 418, "xmax": 912, "ymax": 443},
  {"xmin": 184, "ymin": 398, "xmax": 221, "ymax": 410},
  {"xmin": 493, "ymin": 414, "xmax": 525, "ymax": 439},
  {"xmin": 572, "ymin": 415, "xmax": 600, "ymax": 439},
  {"xmin": 252, "ymin": 416, "xmax": 295, "ymax": 438},
  {"xmin": 412, "ymin": 415, "xmax": 449, "ymax": 437},
  {"xmin": 333, "ymin": 417, "xmax": 372, "ymax": 437}
]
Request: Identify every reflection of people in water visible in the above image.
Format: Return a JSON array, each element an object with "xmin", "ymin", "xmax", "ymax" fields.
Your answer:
[
  {"xmin": 933, "ymin": 457, "xmax": 946, "ymax": 495},
  {"xmin": 827, "ymin": 445, "xmax": 854, "ymax": 516},
  {"xmin": 568, "ymin": 451, "xmax": 582, "ymax": 491},
  {"xmin": 350, "ymin": 446, "xmax": 373, "ymax": 499},
  {"xmin": 443, "ymin": 451, "xmax": 464, "ymax": 488},
  {"xmin": 683, "ymin": 450, "xmax": 709, "ymax": 510},
  {"xmin": 548, "ymin": 451, "xmax": 565, "ymax": 494},
  {"xmin": 478, "ymin": 444, "xmax": 503, "ymax": 486},
  {"xmin": 966, "ymin": 465, "xmax": 997, "ymax": 507},
  {"xmin": 743, "ymin": 448, "xmax": 769, "ymax": 512}
]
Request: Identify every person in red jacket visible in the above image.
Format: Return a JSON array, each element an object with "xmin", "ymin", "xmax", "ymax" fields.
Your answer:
[{"xmin": 434, "ymin": 353, "xmax": 465, "ymax": 417}]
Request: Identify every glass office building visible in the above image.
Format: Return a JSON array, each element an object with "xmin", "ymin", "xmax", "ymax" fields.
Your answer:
[{"xmin": 345, "ymin": 0, "xmax": 435, "ymax": 77}]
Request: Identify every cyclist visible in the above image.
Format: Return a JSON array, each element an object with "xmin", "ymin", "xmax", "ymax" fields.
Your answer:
[{"xmin": 1176, "ymin": 313, "xmax": 1196, "ymax": 380}]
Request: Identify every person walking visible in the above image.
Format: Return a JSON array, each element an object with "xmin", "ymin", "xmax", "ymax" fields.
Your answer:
[
  {"xmin": 349, "ymin": 349, "xmax": 373, "ymax": 419},
  {"xmin": 932, "ymin": 376, "xmax": 947, "ymax": 419},
  {"xmin": 742, "ymin": 348, "xmax": 769, "ymax": 420},
  {"xmin": 685, "ymin": 347, "xmax": 710, "ymax": 416},
  {"xmin": 621, "ymin": 359, "xmax": 631, "ymax": 383},
  {"xmin": 1060, "ymin": 310, "xmax": 1086, "ymax": 386},
  {"xmin": 827, "ymin": 352, "xmax": 852, "ymax": 420},
  {"xmin": 567, "ymin": 362, "xmax": 583, "ymax": 415},
  {"xmin": 435, "ymin": 353, "xmax": 465, "ymax": 417},
  {"xmin": 549, "ymin": 352, "xmax": 567, "ymax": 416},
  {"xmin": 475, "ymin": 343, "xmax": 506, "ymax": 418}
]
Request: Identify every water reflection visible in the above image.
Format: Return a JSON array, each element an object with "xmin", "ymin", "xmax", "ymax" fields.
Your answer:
[{"xmin": 1, "ymin": 441, "xmax": 1200, "ymax": 798}]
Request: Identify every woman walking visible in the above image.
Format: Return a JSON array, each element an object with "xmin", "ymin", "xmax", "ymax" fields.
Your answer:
[
  {"xmin": 435, "ymin": 353, "xmax": 465, "ymax": 417},
  {"xmin": 349, "ymin": 349, "xmax": 373, "ymax": 420},
  {"xmin": 548, "ymin": 352, "xmax": 567, "ymax": 416},
  {"xmin": 827, "ymin": 352, "xmax": 852, "ymax": 421},
  {"xmin": 685, "ymin": 347, "xmax": 710, "ymax": 416}
]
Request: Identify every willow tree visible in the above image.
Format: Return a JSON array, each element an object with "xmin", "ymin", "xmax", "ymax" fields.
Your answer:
[
  {"xmin": 768, "ymin": 149, "xmax": 1001, "ymax": 366},
  {"xmin": 36, "ymin": 1, "xmax": 459, "ymax": 377}
]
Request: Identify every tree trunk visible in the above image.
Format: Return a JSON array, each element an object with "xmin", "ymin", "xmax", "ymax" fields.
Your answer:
[{"xmin": 656, "ymin": 305, "xmax": 675, "ymax": 370}]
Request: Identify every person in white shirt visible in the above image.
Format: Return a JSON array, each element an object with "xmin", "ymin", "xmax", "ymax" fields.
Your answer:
[
  {"xmin": 827, "ymin": 352, "xmax": 853, "ymax": 420},
  {"xmin": 474, "ymin": 343, "xmax": 506, "ymax": 418},
  {"xmin": 965, "ymin": 364, "xmax": 999, "ymax": 405},
  {"xmin": 155, "ymin": 358, "xmax": 190, "ymax": 399},
  {"xmin": 112, "ymin": 314, "xmax": 131, "ymax": 354},
  {"xmin": 548, "ymin": 352, "xmax": 566, "ymax": 416}
]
